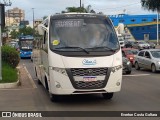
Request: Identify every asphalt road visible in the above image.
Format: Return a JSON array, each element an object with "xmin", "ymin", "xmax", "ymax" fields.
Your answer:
[{"xmin": 0, "ymin": 59, "xmax": 160, "ymax": 119}]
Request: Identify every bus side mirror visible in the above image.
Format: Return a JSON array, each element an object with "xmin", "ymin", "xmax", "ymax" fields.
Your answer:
[{"xmin": 38, "ymin": 24, "xmax": 45, "ymax": 35}]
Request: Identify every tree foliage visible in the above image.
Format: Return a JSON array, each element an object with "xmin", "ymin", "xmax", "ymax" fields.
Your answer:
[
  {"xmin": 19, "ymin": 26, "xmax": 33, "ymax": 35},
  {"xmin": 43, "ymin": 16, "xmax": 48, "ymax": 20},
  {"xmin": 141, "ymin": 0, "xmax": 160, "ymax": 11},
  {"xmin": 10, "ymin": 26, "xmax": 34, "ymax": 39},
  {"xmin": 10, "ymin": 30, "xmax": 19, "ymax": 39},
  {"xmin": 66, "ymin": 7, "xmax": 87, "ymax": 13},
  {"xmin": 62, "ymin": 5, "xmax": 96, "ymax": 13}
]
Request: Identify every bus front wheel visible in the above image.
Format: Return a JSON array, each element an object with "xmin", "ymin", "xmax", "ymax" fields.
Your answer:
[
  {"xmin": 102, "ymin": 93, "xmax": 114, "ymax": 100},
  {"xmin": 49, "ymin": 93, "xmax": 61, "ymax": 102}
]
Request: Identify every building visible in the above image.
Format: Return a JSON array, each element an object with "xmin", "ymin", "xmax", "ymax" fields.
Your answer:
[{"xmin": 5, "ymin": 7, "xmax": 25, "ymax": 37}]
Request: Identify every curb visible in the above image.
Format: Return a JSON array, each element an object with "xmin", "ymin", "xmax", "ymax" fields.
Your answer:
[
  {"xmin": 0, "ymin": 80, "xmax": 20, "ymax": 89},
  {"xmin": 0, "ymin": 67, "xmax": 20, "ymax": 89}
]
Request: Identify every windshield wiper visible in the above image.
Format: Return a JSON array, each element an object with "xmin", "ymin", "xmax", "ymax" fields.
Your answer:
[
  {"xmin": 55, "ymin": 46, "xmax": 90, "ymax": 54},
  {"xmin": 87, "ymin": 46, "xmax": 116, "ymax": 52}
]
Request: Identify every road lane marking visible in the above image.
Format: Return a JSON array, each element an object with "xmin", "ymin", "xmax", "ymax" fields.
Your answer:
[
  {"xmin": 123, "ymin": 74, "xmax": 150, "ymax": 77},
  {"xmin": 24, "ymin": 66, "xmax": 37, "ymax": 89}
]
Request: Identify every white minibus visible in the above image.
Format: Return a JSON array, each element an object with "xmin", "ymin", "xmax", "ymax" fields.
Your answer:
[{"xmin": 33, "ymin": 13, "xmax": 122, "ymax": 102}]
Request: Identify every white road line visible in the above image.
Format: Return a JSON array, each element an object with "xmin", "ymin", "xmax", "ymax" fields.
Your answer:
[
  {"xmin": 24, "ymin": 66, "xmax": 37, "ymax": 88},
  {"xmin": 123, "ymin": 74, "xmax": 150, "ymax": 77}
]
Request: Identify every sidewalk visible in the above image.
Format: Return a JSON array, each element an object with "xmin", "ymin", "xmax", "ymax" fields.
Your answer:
[{"xmin": 18, "ymin": 65, "xmax": 36, "ymax": 89}]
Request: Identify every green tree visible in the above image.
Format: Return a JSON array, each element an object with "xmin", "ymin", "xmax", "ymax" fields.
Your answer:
[
  {"xmin": 10, "ymin": 26, "xmax": 34, "ymax": 39},
  {"xmin": 10, "ymin": 30, "xmax": 19, "ymax": 39},
  {"xmin": 43, "ymin": 16, "xmax": 48, "ymax": 20},
  {"xmin": 19, "ymin": 26, "xmax": 33, "ymax": 36},
  {"xmin": 66, "ymin": 7, "xmax": 87, "ymax": 12},
  {"xmin": 141, "ymin": 0, "xmax": 160, "ymax": 11},
  {"xmin": 61, "ymin": 5, "xmax": 98, "ymax": 13}
]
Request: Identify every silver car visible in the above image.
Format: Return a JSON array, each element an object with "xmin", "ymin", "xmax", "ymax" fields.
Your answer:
[
  {"xmin": 134, "ymin": 41, "xmax": 150, "ymax": 50},
  {"xmin": 134, "ymin": 49, "xmax": 160, "ymax": 72}
]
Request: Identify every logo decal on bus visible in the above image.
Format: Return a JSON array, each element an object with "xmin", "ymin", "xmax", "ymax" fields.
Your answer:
[{"xmin": 82, "ymin": 59, "xmax": 97, "ymax": 65}]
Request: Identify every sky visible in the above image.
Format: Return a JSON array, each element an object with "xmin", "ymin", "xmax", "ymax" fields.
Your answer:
[{"xmin": 3, "ymin": 0, "xmax": 157, "ymax": 24}]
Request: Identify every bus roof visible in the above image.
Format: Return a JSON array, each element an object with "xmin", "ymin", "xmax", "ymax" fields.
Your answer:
[{"xmin": 50, "ymin": 13, "xmax": 108, "ymax": 19}]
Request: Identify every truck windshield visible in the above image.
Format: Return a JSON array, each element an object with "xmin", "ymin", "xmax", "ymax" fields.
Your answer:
[{"xmin": 50, "ymin": 16, "xmax": 119, "ymax": 53}]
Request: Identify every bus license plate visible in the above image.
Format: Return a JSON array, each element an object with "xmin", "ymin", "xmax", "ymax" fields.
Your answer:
[{"xmin": 83, "ymin": 77, "xmax": 97, "ymax": 82}]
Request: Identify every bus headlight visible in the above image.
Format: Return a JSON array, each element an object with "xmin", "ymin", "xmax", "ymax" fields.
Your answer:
[
  {"xmin": 158, "ymin": 61, "xmax": 160, "ymax": 65},
  {"xmin": 50, "ymin": 67, "xmax": 67, "ymax": 76}
]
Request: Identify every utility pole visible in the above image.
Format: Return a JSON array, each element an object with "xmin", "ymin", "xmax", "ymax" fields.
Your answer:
[
  {"xmin": 0, "ymin": 5, "xmax": 3, "ymax": 80},
  {"xmin": 80, "ymin": 0, "xmax": 81, "ymax": 8},
  {"xmin": 32, "ymin": 8, "xmax": 34, "ymax": 36},
  {"xmin": 0, "ymin": 4, "xmax": 5, "ymax": 80},
  {"xmin": 157, "ymin": 11, "xmax": 159, "ymax": 45},
  {"xmin": 0, "ymin": 1, "xmax": 12, "ymax": 80}
]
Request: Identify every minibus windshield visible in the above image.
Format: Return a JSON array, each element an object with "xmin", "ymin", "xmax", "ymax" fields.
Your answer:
[{"xmin": 50, "ymin": 16, "xmax": 119, "ymax": 53}]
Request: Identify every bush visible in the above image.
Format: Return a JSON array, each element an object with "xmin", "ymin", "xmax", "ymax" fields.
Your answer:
[{"xmin": 2, "ymin": 45, "xmax": 20, "ymax": 68}]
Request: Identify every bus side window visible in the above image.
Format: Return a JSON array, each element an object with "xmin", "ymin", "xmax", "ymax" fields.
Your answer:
[{"xmin": 43, "ymin": 31, "xmax": 48, "ymax": 53}]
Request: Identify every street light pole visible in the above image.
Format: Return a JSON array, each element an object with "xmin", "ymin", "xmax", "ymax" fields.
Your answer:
[
  {"xmin": 80, "ymin": 0, "xmax": 81, "ymax": 8},
  {"xmin": 32, "ymin": 8, "xmax": 35, "ymax": 36},
  {"xmin": 157, "ymin": 11, "xmax": 159, "ymax": 45},
  {"xmin": 0, "ymin": 25, "xmax": 2, "ymax": 80}
]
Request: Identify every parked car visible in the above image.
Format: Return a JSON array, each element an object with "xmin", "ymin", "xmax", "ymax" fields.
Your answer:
[
  {"xmin": 134, "ymin": 49, "xmax": 160, "ymax": 72},
  {"xmin": 122, "ymin": 51, "xmax": 132, "ymax": 74},
  {"xmin": 122, "ymin": 48, "xmax": 139, "ymax": 66},
  {"xmin": 8, "ymin": 41, "xmax": 19, "ymax": 51},
  {"xmin": 146, "ymin": 41, "xmax": 156, "ymax": 49}
]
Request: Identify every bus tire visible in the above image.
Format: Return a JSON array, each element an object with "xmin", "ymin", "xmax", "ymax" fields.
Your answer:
[
  {"xmin": 45, "ymin": 77, "xmax": 49, "ymax": 91},
  {"xmin": 49, "ymin": 93, "xmax": 60, "ymax": 102},
  {"xmin": 35, "ymin": 67, "xmax": 41, "ymax": 85},
  {"xmin": 37, "ymin": 79, "xmax": 42, "ymax": 85},
  {"xmin": 102, "ymin": 93, "xmax": 114, "ymax": 100}
]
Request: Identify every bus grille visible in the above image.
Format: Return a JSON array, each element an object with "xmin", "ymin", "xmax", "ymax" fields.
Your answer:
[
  {"xmin": 75, "ymin": 80, "xmax": 104, "ymax": 89},
  {"xmin": 71, "ymin": 68, "xmax": 108, "ymax": 76},
  {"xmin": 69, "ymin": 68, "xmax": 108, "ymax": 89}
]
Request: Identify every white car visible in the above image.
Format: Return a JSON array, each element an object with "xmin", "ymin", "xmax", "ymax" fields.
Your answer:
[{"xmin": 135, "ymin": 41, "xmax": 150, "ymax": 50}]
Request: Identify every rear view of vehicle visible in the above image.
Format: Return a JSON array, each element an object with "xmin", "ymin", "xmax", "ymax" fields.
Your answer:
[
  {"xmin": 122, "ymin": 48, "xmax": 139, "ymax": 66},
  {"xmin": 34, "ymin": 13, "xmax": 123, "ymax": 102},
  {"xmin": 122, "ymin": 51, "xmax": 132, "ymax": 74}
]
